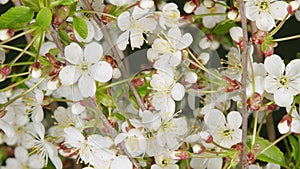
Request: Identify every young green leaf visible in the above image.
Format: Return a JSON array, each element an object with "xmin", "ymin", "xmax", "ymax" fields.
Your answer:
[
  {"xmin": 247, "ymin": 136, "xmax": 287, "ymax": 168},
  {"xmin": 288, "ymin": 135, "xmax": 299, "ymax": 161},
  {"xmin": 21, "ymin": 0, "xmax": 41, "ymax": 12},
  {"xmin": 36, "ymin": 8, "xmax": 52, "ymax": 28},
  {"xmin": 73, "ymin": 17, "xmax": 88, "ymax": 39},
  {"xmin": 0, "ymin": 6, "xmax": 34, "ymax": 29}
]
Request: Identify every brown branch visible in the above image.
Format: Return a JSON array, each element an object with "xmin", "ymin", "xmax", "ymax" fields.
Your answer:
[
  {"xmin": 49, "ymin": 25, "xmax": 65, "ymax": 58},
  {"xmin": 237, "ymin": 0, "xmax": 250, "ymax": 168}
]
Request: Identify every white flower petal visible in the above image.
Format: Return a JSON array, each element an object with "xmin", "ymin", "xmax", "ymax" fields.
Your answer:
[
  {"xmin": 84, "ymin": 42, "xmax": 103, "ymax": 63},
  {"xmin": 177, "ymin": 33, "xmax": 193, "ymax": 50},
  {"xmin": 245, "ymin": 3, "xmax": 259, "ymax": 21},
  {"xmin": 64, "ymin": 127, "xmax": 84, "ymax": 143},
  {"xmin": 28, "ymin": 154, "xmax": 45, "ymax": 168},
  {"xmin": 32, "ymin": 105, "xmax": 44, "ymax": 122},
  {"xmin": 118, "ymin": 11, "xmax": 131, "ymax": 31},
  {"xmin": 78, "ymin": 74, "xmax": 96, "ymax": 97},
  {"xmin": 111, "ymin": 156, "xmax": 133, "ymax": 169},
  {"xmin": 278, "ymin": 119, "xmax": 290, "ymax": 134},
  {"xmin": 270, "ymin": 1, "xmax": 288, "ymax": 20},
  {"xmin": 230, "ymin": 26, "xmax": 243, "ymax": 42},
  {"xmin": 34, "ymin": 122, "xmax": 45, "ymax": 139},
  {"xmin": 274, "ymin": 87, "xmax": 293, "ymax": 107},
  {"xmin": 92, "ymin": 61, "xmax": 113, "ymax": 82},
  {"xmin": 14, "ymin": 146, "xmax": 28, "ymax": 163},
  {"xmin": 291, "ymin": 119, "xmax": 300, "ymax": 133},
  {"xmin": 256, "ymin": 12, "xmax": 275, "ymax": 31},
  {"xmin": 204, "ymin": 109, "xmax": 225, "ymax": 129},
  {"xmin": 264, "ymin": 76, "xmax": 278, "ymax": 94},
  {"xmin": 130, "ymin": 30, "xmax": 144, "ymax": 49},
  {"xmin": 286, "ymin": 59, "xmax": 300, "ymax": 77},
  {"xmin": 264, "ymin": 54, "xmax": 284, "ymax": 77},
  {"xmin": 117, "ymin": 30, "xmax": 130, "ymax": 50},
  {"xmin": 71, "ymin": 102, "xmax": 85, "ymax": 115},
  {"xmin": 59, "ymin": 65, "xmax": 81, "ymax": 85},
  {"xmin": 207, "ymin": 158, "xmax": 223, "ymax": 169},
  {"xmin": 227, "ymin": 111, "xmax": 242, "ymax": 129},
  {"xmin": 65, "ymin": 43, "xmax": 83, "ymax": 65},
  {"xmin": 171, "ymin": 83, "xmax": 185, "ymax": 101}
]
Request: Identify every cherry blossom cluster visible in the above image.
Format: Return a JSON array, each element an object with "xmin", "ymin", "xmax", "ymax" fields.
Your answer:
[{"xmin": 1, "ymin": 0, "xmax": 300, "ymax": 169}]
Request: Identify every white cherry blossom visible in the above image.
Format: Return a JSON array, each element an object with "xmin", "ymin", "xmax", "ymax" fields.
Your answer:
[
  {"xmin": 245, "ymin": 0, "xmax": 288, "ymax": 31},
  {"xmin": 264, "ymin": 54, "xmax": 300, "ymax": 107},
  {"xmin": 204, "ymin": 109, "xmax": 242, "ymax": 148},
  {"xmin": 59, "ymin": 42, "xmax": 113, "ymax": 97},
  {"xmin": 117, "ymin": 7, "xmax": 156, "ymax": 50},
  {"xmin": 150, "ymin": 70, "xmax": 185, "ymax": 119},
  {"xmin": 194, "ymin": 1, "xmax": 226, "ymax": 28},
  {"xmin": 147, "ymin": 26, "xmax": 193, "ymax": 71}
]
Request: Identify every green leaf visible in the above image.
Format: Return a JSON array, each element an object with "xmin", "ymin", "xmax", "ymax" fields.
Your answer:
[
  {"xmin": 98, "ymin": 93, "xmax": 114, "ymax": 107},
  {"xmin": 58, "ymin": 29, "xmax": 72, "ymax": 45},
  {"xmin": 261, "ymin": 41, "xmax": 267, "ymax": 52},
  {"xmin": 0, "ymin": 6, "xmax": 34, "ymax": 29},
  {"xmin": 212, "ymin": 20, "xmax": 236, "ymax": 35},
  {"xmin": 0, "ymin": 146, "xmax": 7, "ymax": 166},
  {"xmin": 60, "ymin": 0, "xmax": 77, "ymax": 5},
  {"xmin": 112, "ymin": 113, "xmax": 125, "ymax": 121},
  {"xmin": 21, "ymin": 0, "xmax": 41, "ymax": 12},
  {"xmin": 36, "ymin": 8, "xmax": 52, "ymax": 28},
  {"xmin": 288, "ymin": 135, "xmax": 299, "ymax": 161},
  {"xmin": 73, "ymin": 17, "xmax": 88, "ymax": 39},
  {"xmin": 247, "ymin": 136, "xmax": 287, "ymax": 167}
]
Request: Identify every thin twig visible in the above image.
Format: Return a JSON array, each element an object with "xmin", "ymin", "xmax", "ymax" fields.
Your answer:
[
  {"xmin": 237, "ymin": 0, "xmax": 250, "ymax": 168},
  {"xmin": 82, "ymin": 0, "xmax": 146, "ymax": 112},
  {"xmin": 49, "ymin": 25, "xmax": 65, "ymax": 58}
]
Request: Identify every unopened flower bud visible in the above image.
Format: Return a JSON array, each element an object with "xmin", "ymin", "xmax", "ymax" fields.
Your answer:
[
  {"xmin": 203, "ymin": 0, "xmax": 215, "ymax": 8},
  {"xmin": 247, "ymin": 152, "xmax": 255, "ymax": 164},
  {"xmin": 288, "ymin": 1, "xmax": 300, "ymax": 15},
  {"xmin": 278, "ymin": 114, "xmax": 292, "ymax": 134},
  {"xmin": 112, "ymin": 68, "xmax": 121, "ymax": 79},
  {"xmin": 0, "ymin": 28, "xmax": 14, "ymax": 41},
  {"xmin": 139, "ymin": 0, "xmax": 154, "ymax": 9},
  {"xmin": 171, "ymin": 151, "xmax": 190, "ymax": 160},
  {"xmin": 0, "ymin": 66, "xmax": 11, "ymax": 82},
  {"xmin": 52, "ymin": 6, "xmax": 70, "ymax": 27},
  {"xmin": 184, "ymin": 71, "xmax": 198, "ymax": 84},
  {"xmin": 192, "ymin": 144, "xmax": 206, "ymax": 154},
  {"xmin": 199, "ymin": 131, "xmax": 213, "ymax": 143},
  {"xmin": 184, "ymin": 1, "xmax": 197, "ymax": 13},
  {"xmin": 227, "ymin": 7, "xmax": 240, "ymax": 21},
  {"xmin": 30, "ymin": 62, "xmax": 42, "ymax": 79}
]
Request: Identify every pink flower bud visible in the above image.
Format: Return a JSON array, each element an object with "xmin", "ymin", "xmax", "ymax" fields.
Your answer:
[
  {"xmin": 0, "ymin": 66, "xmax": 11, "ymax": 82},
  {"xmin": 30, "ymin": 62, "xmax": 42, "ymax": 79},
  {"xmin": 278, "ymin": 114, "xmax": 292, "ymax": 134},
  {"xmin": 288, "ymin": 1, "xmax": 300, "ymax": 15},
  {"xmin": 199, "ymin": 131, "xmax": 213, "ymax": 143}
]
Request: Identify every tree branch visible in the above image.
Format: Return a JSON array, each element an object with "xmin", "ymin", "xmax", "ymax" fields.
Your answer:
[
  {"xmin": 49, "ymin": 25, "xmax": 65, "ymax": 58},
  {"xmin": 237, "ymin": 0, "xmax": 250, "ymax": 168}
]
